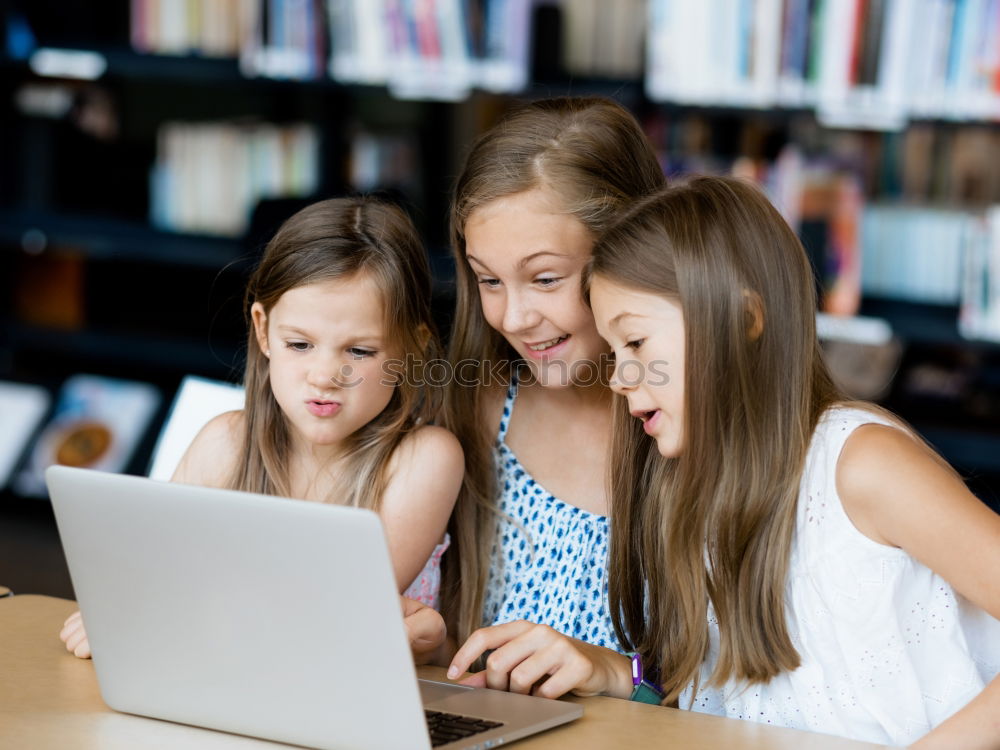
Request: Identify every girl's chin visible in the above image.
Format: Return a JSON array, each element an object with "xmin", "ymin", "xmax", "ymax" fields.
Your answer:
[
  {"xmin": 520, "ymin": 359, "xmax": 605, "ymax": 389},
  {"xmin": 654, "ymin": 434, "xmax": 683, "ymax": 459}
]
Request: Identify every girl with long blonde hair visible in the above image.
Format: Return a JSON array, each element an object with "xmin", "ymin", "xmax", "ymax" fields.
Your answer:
[
  {"xmin": 62, "ymin": 197, "xmax": 463, "ymax": 658},
  {"xmin": 405, "ymin": 95, "xmax": 665, "ymax": 671}
]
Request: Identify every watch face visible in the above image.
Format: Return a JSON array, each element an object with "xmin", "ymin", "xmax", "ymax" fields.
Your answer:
[{"xmin": 630, "ymin": 652, "xmax": 644, "ymax": 685}]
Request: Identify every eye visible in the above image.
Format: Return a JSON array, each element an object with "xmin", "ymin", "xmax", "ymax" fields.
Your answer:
[
  {"xmin": 535, "ymin": 276, "xmax": 563, "ymax": 288},
  {"xmin": 625, "ymin": 339, "xmax": 645, "ymax": 351},
  {"xmin": 286, "ymin": 341, "xmax": 311, "ymax": 352},
  {"xmin": 348, "ymin": 347, "xmax": 376, "ymax": 359},
  {"xmin": 477, "ymin": 277, "xmax": 501, "ymax": 289}
]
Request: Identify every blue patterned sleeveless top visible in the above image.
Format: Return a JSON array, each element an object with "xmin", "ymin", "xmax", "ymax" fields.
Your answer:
[{"xmin": 481, "ymin": 379, "xmax": 622, "ymax": 651}]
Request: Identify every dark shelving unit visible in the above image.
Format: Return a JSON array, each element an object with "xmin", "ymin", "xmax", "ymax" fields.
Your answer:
[
  {"xmin": 0, "ymin": 210, "xmax": 246, "ymax": 268},
  {"xmin": 860, "ymin": 298, "xmax": 1000, "ymax": 352},
  {"xmin": 4, "ymin": 322, "xmax": 243, "ymax": 382},
  {"xmin": 1, "ymin": 0, "xmax": 997, "ymax": 514}
]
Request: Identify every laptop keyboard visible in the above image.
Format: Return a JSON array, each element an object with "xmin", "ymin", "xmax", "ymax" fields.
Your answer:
[{"xmin": 425, "ymin": 710, "xmax": 503, "ymax": 747}]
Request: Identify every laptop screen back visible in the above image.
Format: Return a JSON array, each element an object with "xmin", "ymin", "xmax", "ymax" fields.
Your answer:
[{"xmin": 47, "ymin": 465, "xmax": 430, "ymax": 750}]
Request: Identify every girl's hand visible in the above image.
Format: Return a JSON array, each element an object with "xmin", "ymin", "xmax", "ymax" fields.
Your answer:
[
  {"xmin": 59, "ymin": 610, "xmax": 92, "ymax": 659},
  {"xmin": 446, "ymin": 620, "xmax": 634, "ymax": 700},
  {"xmin": 401, "ymin": 596, "xmax": 447, "ymax": 665}
]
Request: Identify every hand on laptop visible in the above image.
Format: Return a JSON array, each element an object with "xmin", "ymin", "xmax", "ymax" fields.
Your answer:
[
  {"xmin": 446, "ymin": 620, "xmax": 634, "ymax": 700},
  {"xmin": 401, "ymin": 596, "xmax": 448, "ymax": 665},
  {"xmin": 59, "ymin": 610, "xmax": 92, "ymax": 659}
]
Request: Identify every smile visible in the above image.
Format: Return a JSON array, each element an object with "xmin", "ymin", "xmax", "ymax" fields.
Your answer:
[{"xmin": 526, "ymin": 335, "xmax": 569, "ymax": 352}]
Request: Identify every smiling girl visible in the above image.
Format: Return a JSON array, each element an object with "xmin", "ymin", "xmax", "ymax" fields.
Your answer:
[{"xmin": 401, "ymin": 97, "xmax": 666, "ymax": 671}]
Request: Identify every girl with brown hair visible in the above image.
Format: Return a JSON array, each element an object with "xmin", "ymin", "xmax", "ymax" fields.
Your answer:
[
  {"xmin": 61, "ymin": 197, "xmax": 463, "ymax": 658},
  {"xmin": 454, "ymin": 175, "xmax": 1000, "ymax": 747},
  {"xmin": 406, "ymin": 96, "xmax": 666, "ymax": 668}
]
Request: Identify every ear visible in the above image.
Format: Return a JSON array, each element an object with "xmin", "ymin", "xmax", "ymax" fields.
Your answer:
[
  {"xmin": 415, "ymin": 322, "xmax": 432, "ymax": 351},
  {"xmin": 743, "ymin": 290, "xmax": 765, "ymax": 342},
  {"xmin": 250, "ymin": 302, "xmax": 270, "ymax": 357}
]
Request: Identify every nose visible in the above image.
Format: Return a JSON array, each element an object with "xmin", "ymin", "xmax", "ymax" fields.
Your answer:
[
  {"xmin": 609, "ymin": 357, "xmax": 638, "ymax": 395},
  {"xmin": 500, "ymin": 289, "xmax": 542, "ymax": 334},
  {"xmin": 307, "ymin": 351, "xmax": 347, "ymax": 390}
]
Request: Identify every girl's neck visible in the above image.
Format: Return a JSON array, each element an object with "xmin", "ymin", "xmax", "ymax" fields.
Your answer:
[
  {"xmin": 286, "ymin": 437, "xmax": 350, "ymax": 501},
  {"xmin": 524, "ymin": 378, "xmax": 612, "ymax": 411}
]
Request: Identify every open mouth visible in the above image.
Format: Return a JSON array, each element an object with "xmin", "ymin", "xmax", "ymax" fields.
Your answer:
[
  {"xmin": 638, "ymin": 409, "xmax": 662, "ymax": 434},
  {"xmin": 526, "ymin": 335, "xmax": 569, "ymax": 352}
]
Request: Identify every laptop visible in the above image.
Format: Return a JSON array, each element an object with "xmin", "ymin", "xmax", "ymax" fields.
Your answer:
[{"xmin": 46, "ymin": 465, "xmax": 582, "ymax": 750}]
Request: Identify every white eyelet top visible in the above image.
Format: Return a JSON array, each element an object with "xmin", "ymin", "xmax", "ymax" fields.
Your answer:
[{"xmin": 681, "ymin": 407, "xmax": 1000, "ymax": 746}]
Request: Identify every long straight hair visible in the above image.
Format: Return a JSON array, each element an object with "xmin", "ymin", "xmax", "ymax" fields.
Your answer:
[
  {"xmin": 442, "ymin": 96, "xmax": 665, "ymax": 644},
  {"xmin": 232, "ymin": 197, "xmax": 441, "ymax": 510},
  {"xmin": 591, "ymin": 176, "xmax": 844, "ymax": 702}
]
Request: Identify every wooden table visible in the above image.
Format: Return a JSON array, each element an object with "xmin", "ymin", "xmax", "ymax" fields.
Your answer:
[{"xmin": 0, "ymin": 595, "xmax": 886, "ymax": 749}]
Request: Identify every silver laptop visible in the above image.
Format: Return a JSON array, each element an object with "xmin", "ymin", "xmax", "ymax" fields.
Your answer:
[{"xmin": 46, "ymin": 465, "xmax": 582, "ymax": 750}]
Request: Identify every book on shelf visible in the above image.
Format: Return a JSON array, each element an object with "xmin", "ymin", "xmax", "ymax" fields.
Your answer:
[
  {"xmin": 561, "ymin": 0, "xmax": 645, "ymax": 79},
  {"xmin": 815, "ymin": 0, "xmax": 912, "ymax": 130},
  {"xmin": 131, "ymin": 0, "xmax": 257, "ymax": 58},
  {"xmin": 325, "ymin": 0, "xmax": 531, "ymax": 98},
  {"xmin": 861, "ymin": 204, "xmax": 967, "ymax": 306},
  {"xmin": 241, "ymin": 0, "xmax": 328, "ymax": 79},
  {"xmin": 649, "ymin": 112, "xmax": 994, "ymax": 323},
  {"xmin": 645, "ymin": 0, "xmax": 1000, "ymax": 129},
  {"xmin": 349, "ymin": 130, "xmax": 421, "ymax": 194},
  {"xmin": 150, "ymin": 121, "xmax": 319, "ymax": 237},
  {"xmin": 12, "ymin": 375, "xmax": 161, "ymax": 498},
  {"xmin": 131, "ymin": 0, "xmax": 328, "ymax": 77},
  {"xmin": 960, "ymin": 205, "xmax": 1000, "ymax": 342},
  {"xmin": 822, "ymin": 173, "xmax": 864, "ymax": 316},
  {"xmin": 130, "ymin": 0, "xmax": 492, "ymax": 92},
  {"xmin": 777, "ymin": 0, "xmax": 812, "ymax": 104},
  {"xmin": 484, "ymin": 0, "xmax": 531, "ymax": 91},
  {"xmin": 385, "ymin": 0, "xmax": 474, "ymax": 101}
]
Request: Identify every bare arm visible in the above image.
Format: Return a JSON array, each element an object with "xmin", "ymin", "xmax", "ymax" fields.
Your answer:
[
  {"xmin": 838, "ymin": 424, "xmax": 1000, "ymax": 749},
  {"xmin": 379, "ymin": 425, "xmax": 463, "ymax": 593}
]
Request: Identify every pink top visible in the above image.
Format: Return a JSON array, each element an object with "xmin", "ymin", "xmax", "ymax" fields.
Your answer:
[{"xmin": 402, "ymin": 533, "xmax": 450, "ymax": 610}]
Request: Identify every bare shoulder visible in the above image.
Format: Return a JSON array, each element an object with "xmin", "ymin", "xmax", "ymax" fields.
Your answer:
[
  {"xmin": 837, "ymin": 419, "xmax": 1000, "ymax": 616},
  {"xmin": 391, "ymin": 424, "xmax": 464, "ymax": 476},
  {"xmin": 382, "ymin": 425, "xmax": 464, "ymax": 517},
  {"xmin": 837, "ymin": 422, "xmax": 928, "ymax": 488},
  {"xmin": 836, "ymin": 421, "xmax": 990, "ymax": 546},
  {"xmin": 171, "ymin": 410, "xmax": 244, "ymax": 487}
]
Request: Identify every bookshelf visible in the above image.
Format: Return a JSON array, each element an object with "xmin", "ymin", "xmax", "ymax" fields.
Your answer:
[{"xmin": 0, "ymin": 0, "xmax": 998, "ymax": 515}]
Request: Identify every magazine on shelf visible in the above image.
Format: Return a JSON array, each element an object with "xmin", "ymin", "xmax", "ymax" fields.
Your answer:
[
  {"xmin": 13, "ymin": 374, "xmax": 161, "ymax": 498},
  {"xmin": 0, "ymin": 381, "xmax": 51, "ymax": 490},
  {"xmin": 147, "ymin": 375, "xmax": 245, "ymax": 481}
]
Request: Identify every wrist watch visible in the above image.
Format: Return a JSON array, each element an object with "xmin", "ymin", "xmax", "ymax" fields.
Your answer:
[{"xmin": 628, "ymin": 652, "xmax": 665, "ymax": 705}]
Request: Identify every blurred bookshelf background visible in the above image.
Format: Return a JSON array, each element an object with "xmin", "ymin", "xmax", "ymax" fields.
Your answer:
[{"xmin": 1, "ymin": 0, "xmax": 999, "ymax": 595}]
